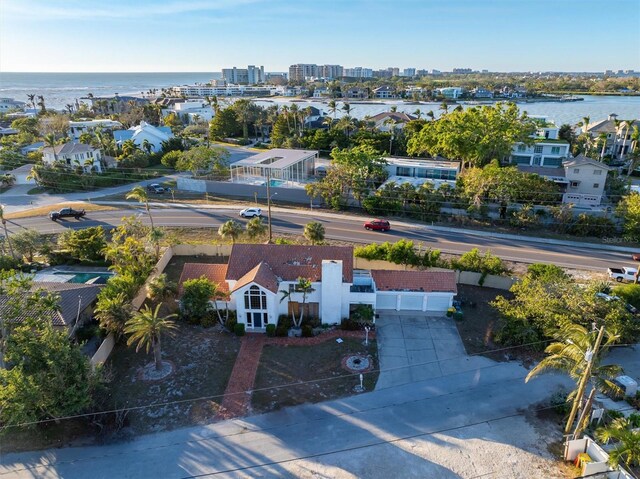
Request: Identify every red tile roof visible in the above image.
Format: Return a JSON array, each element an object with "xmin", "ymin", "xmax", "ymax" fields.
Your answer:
[
  {"xmin": 178, "ymin": 263, "xmax": 229, "ymax": 298},
  {"xmin": 231, "ymin": 261, "xmax": 279, "ymax": 293},
  {"xmin": 371, "ymin": 270, "xmax": 457, "ymax": 293},
  {"xmin": 227, "ymin": 244, "xmax": 353, "ymax": 283}
]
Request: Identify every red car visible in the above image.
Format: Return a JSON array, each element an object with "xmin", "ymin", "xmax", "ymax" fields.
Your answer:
[{"xmin": 364, "ymin": 219, "xmax": 391, "ymax": 231}]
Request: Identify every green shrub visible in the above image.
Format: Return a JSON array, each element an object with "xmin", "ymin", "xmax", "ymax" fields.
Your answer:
[
  {"xmin": 341, "ymin": 318, "xmax": 360, "ymax": 331},
  {"xmin": 0, "ymin": 255, "xmax": 21, "ymax": 271},
  {"xmin": 354, "ymin": 242, "xmax": 390, "ymax": 261},
  {"xmin": 301, "ymin": 324, "xmax": 313, "ymax": 337},
  {"xmin": 234, "ymin": 323, "xmax": 245, "ymax": 336},
  {"xmin": 276, "ymin": 315, "xmax": 291, "ymax": 337},
  {"xmin": 266, "ymin": 324, "xmax": 276, "ymax": 337},
  {"xmin": 74, "ymin": 323, "xmax": 101, "ymax": 342},
  {"xmin": 452, "ymin": 248, "xmax": 509, "ymax": 276},
  {"xmin": 301, "ymin": 316, "xmax": 321, "ymax": 328},
  {"xmin": 224, "ymin": 312, "xmax": 237, "ymax": 332},
  {"xmin": 614, "ymin": 284, "xmax": 640, "ymax": 309},
  {"xmin": 350, "ymin": 304, "xmax": 374, "ymax": 323}
]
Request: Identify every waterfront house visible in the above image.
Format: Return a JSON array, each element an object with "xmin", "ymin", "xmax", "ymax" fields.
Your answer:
[
  {"xmin": 435, "ymin": 87, "xmax": 463, "ymax": 99},
  {"xmin": 161, "ymin": 100, "xmax": 214, "ymax": 124},
  {"xmin": 42, "ymin": 142, "xmax": 104, "ymax": 173},
  {"xmin": 113, "ymin": 121, "xmax": 173, "ymax": 153},
  {"xmin": 373, "ymin": 86, "xmax": 396, "ymax": 99},
  {"xmin": 344, "ymin": 87, "xmax": 369, "ymax": 99},
  {"xmin": 510, "ymin": 117, "xmax": 570, "ymax": 167},
  {"xmin": 68, "ymin": 119, "xmax": 123, "ymax": 141},
  {"xmin": 381, "ymin": 156, "xmax": 460, "ymax": 189},
  {"xmin": 369, "ymin": 112, "xmax": 417, "ymax": 132},
  {"xmin": 517, "ymin": 154, "xmax": 613, "ymax": 207},
  {"xmin": 178, "ymin": 244, "xmax": 457, "ymax": 332}
]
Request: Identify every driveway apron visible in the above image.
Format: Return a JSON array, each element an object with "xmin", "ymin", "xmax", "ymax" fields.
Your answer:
[{"xmin": 375, "ymin": 312, "xmax": 494, "ymax": 389}]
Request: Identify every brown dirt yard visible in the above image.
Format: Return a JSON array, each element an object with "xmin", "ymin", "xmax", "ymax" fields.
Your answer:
[
  {"xmin": 454, "ymin": 284, "xmax": 544, "ymax": 365},
  {"xmin": 105, "ymin": 323, "xmax": 240, "ymax": 435},
  {"xmin": 252, "ymin": 338, "xmax": 379, "ymax": 414}
]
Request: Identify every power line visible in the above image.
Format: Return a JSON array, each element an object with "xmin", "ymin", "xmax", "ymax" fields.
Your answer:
[{"xmin": 0, "ymin": 338, "xmax": 554, "ymax": 431}]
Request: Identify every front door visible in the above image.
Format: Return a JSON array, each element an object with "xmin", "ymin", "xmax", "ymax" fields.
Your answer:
[{"xmin": 244, "ymin": 285, "xmax": 269, "ymax": 330}]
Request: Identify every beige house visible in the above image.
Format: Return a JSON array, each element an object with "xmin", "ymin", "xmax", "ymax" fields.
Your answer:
[{"xmin": 563, "ymin": 155, "xmax": 613, "ymax": 206}]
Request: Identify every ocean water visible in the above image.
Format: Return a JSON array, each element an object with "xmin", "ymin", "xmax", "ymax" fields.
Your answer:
[
  {"xmin": 0, "ymin": 72, "xmax": 220, "ymax": 110},
  {"xmin": 0, "ymin": 72, "xmax": 638, "ymax": 125}
]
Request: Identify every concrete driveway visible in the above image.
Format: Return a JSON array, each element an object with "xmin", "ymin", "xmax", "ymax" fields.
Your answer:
[{"xmin": 375, "ymin": 312, "xmax": 495, "ymax": 389}]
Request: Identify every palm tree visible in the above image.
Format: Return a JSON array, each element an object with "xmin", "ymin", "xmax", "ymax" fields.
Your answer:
[
  {"xmin": 0, "ymin": 174, "xmax": 16, "ymax": 188},
  {"xmin": 384, "ymin": 118, "xmax": 398, "ymax": 154},
  {"xmin": 26, "ymin": 94, "xmax": 36, "ymax": 109},
  {"xmin": 327, "ymin": 100, "xmax": 338, "ymax": 120},
  {"xmin": 121, "ymin": 139, "xmax": 139, "ymax": 157},
  {"xmin": 342, "ymin": 102, "xmax": 353, "ymax": 117},
  {"xmin": 322, "ymin": 116, "xmax": 333, "ymax": 131},
  {"xmin": 246, "ymin": 216, "xmax": 266, "ymax": 239},
  {"xmin": 526, "ymin": 321, "xmax": 622, "ymax": 432},
  {"xmin": 36, "ymin": 95, "xmax": 46, "ymax": 113},
  {"xmin": 95, "ymin": 292, "xmax": 132, "ymax": 338},
  {"xmin": 427, "ymin": 110, "xmax": 435, "ymax": 121},
  {"xmin": 0, "ymin": 205, "xmax": 15, "ymax": 258},
  {"xmin": 146, "ymin": 273, "xmax": 177, "ymax": 304},
  {"xmin": 597, "ymin": 132, "xmax": 608, "ymax": 160},
  {"xmin": 596, "ymin": 418, "xmax": 640, "ymax": 468},
  {"xmin": 413, "ymin": 109, "xmax": 423, "ymax": 119},
  {"xmin": 126, "ymin": 186, "xmax": 155, "ymax": 230},
  {"xmin": 148, "ymin": 227, "xmax": 164, "ymax": 259},
  {"xmin": 44, "ymin": 133, "xmax": 59, "ymax": 162},
  {"xmin": 142, "ymin": 139, "xmax": 152, "ymax": 155},
  {"xmin": 218, "ymin": 219, "xmax": 243, "ymax": 243},
  {"xmin": 582, "ymin": 116, "xmax": 591, "ymax": 134},
  {"xmin": 279, "ymin": 277, "xmax": 315, "ymax": 328},
  {"xmin": 124, "ymin": 304, "xmax": 178, "ymax": 371},
  {"xmin": 303, "ymin": 221, "xmax": 325, "ymax": 245},
  {"xmin": 439, "ymin": 102, "xmax": 449, "ymax": 113}
]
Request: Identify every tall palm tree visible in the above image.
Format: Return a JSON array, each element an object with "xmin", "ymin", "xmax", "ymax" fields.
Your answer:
[
  {"xmin": 597, "ymin": 132, "xmax": 609, "ymax": 160},
  {"xmin": 439, "ymin": 102, "xmax": 449, "ymax": 113},
  {"xmin": 322, "ymin": 116, "xmax": 333, "ymax": 131},
  {"xmin": 0, "ymin": 205, "xmax": 15, "ymax": 258},
  {"xmin": 124, "ymin": 304, "xmax": 178, "ymax": 371},
  {"xmin": 427, "ymin": 110, "xmax": 435, "ymax": 121},
  {"xmin": 279, "ymin": 277, "xmax": 315, "ymax": 328},
  {"xmin": 526, "ymin": 321, "xmax": 622, "ymax": 432},
  {"xmin": 218, "ymin": 220, "xmax": 243, "ymax": 243},
  {"xmin": 36, "ymin": 95, "xmax": 46, "ymax": 113},
  {"xmin": 126, "ymin": 186, "xmax": 155, "ymax": 230},
  {"xmin": 342, "ymin": 102, "xmax": 353, "ymax": 117},
  {"xmin": 26, "ymin": 94, "xmax": 36, "ymax": 109},
  {"xmin": 44, "ymin": 133, "xmax": 59, "ymax": 163},
  {"xmin": 582, "ymin": 116, "xmax": 590, "ymax": 134},
  {"xmin": 327, "ymin": 100, "xmax": 338, "ymax": 120},
  {"xmin": 596, "ymin": 418, "xmax": 640, "ymax": 468},
  {"xmin": 413, "ymin": 109, "xmax": 423, "ymax": 119},
  {"xmin": 142, "ymin": 139, "xmax": 152, "ymax": 155}
]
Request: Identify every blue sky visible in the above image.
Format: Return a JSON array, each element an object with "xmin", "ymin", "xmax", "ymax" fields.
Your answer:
[{"xmin": 1, "ymin": 0, "xmax": 639, "ymax": 72}]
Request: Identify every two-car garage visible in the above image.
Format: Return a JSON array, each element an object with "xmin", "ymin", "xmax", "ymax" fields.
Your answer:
[{"xmin": 371, "ymin": 270, "xmax": 457, "ymax": 313}]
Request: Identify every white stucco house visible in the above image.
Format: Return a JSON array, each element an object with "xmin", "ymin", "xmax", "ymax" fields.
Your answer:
[
  {"xmin": 161, "ymin": 101, "xmax": 214, "ymax": 124},
  {"xmin": 42, "ymin": 143, "xmax": 104, "ymax": 173},
  {"xmin": 113, "ymin": 121, "xmax": 173, "ymax": 153},
  {"xmin": 178, "ymin": 244, "xmax": 457, "ymax": 332},
  {"xmin": 68, "ymin": 119, "xmax": 123, "ymax": 141},
  {"xmin": 510, "ymin": 117, "xmax": 571, "ymax": 168}
]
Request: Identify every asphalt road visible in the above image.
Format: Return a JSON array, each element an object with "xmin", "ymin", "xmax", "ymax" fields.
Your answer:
[{"xmin": 5, "ymin": 205, "xmax": 631, "ymax": 271}]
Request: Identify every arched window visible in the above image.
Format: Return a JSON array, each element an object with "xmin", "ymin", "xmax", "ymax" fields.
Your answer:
[{"xmin": 244, "ymin": 285, "xmax": 267, "ymax": 310}]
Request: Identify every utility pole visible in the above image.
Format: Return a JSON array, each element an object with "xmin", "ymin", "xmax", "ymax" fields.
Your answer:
[
  {"xmin": 573, "ymin": 388, "xmax": 597, "ymax": 440},
  {"xmin": 266, "ymin": 170, "xmax": 272, "ymax": 243},
  {"xmin": 564, "ymin": 326, "xmax": 605, "ymax": 436}
]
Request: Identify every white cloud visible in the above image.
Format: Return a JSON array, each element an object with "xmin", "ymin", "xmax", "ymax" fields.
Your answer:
[{"xmin": 3, "ymin": 0, "xmax": 264, "ymax": 20}]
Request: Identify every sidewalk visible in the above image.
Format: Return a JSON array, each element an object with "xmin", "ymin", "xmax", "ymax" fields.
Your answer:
[{"xmin": 95, "ymin": 199, "xmax": 639, "ymax": 254}]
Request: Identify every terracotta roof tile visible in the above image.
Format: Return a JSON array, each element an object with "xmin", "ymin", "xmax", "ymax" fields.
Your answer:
[
  {"xmin": 371, "ymin": 270, "xmax": 457, "ymax": 293},
  {"xmin": 227, "ymin": 245, "xmax": 353, "ymax": 283},
  {"xmin": 178, "ymin": 263, "xmax": 229, "ymax": 298},
  {"xmin": 231, "ymin": 261, "xmax": 279, "ymax": 293}
]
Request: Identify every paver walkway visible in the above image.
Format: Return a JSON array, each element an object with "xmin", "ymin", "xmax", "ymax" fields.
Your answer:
[{"xmin": 217, "ymin": 329, "xmax": 375, "ymax": 418}]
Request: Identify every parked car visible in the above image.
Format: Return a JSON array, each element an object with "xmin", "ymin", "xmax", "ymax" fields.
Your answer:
[
  {"xmin": 364, "ymin": 219, "xmax": 391, "ymax": 231},
  {"xmin": 239, "ymin": 207, "xmax": 262, "ymax": 218},
  {"xmin": 608, "ymin": 266, "xmax": 639, "ymax": 282},
  {"xmin": 49, "ymin": 207, "xmax": 86, "ymax": 221},
  {"xmin": 632, "ymin": 253, "xmax": 640, "ymax": 261},
  {"xmin": 147, "ymin": 183, "xmax": 165, "ymax": 194}
]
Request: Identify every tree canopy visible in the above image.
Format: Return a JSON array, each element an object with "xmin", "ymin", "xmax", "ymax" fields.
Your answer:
[{"xmin": 407, "ymin": 103, "xmax": 536, "ymax": 168}]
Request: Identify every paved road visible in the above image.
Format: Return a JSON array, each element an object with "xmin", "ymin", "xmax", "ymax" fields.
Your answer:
[
  {"xmin": 0, "ymin": 356, "xmax": 572, "ymax": 478},
  {"xmin": 4, "ymin": 204, "xmax": 632, "ymax": 271}
]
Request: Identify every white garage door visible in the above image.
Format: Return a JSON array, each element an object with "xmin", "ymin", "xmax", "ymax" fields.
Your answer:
[
  {"xmin": 399, "ymin": 295, "xmax": 423, "ymax": 311},
  {"xmin": 426, "ymin": 295, "xmax": 451, "ymax": 312},
  {"xmin": 376, "ymin": 294, "xmax": 397, "ymax": 310}
]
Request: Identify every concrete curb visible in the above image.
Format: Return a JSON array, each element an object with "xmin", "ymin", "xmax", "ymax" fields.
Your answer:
[{"xmin": 93, "ymin": 200, "xmax": 638, "ymax": 254}]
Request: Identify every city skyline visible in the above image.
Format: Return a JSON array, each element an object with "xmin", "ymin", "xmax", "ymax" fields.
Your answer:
[{"xmin": 1, "ymin": 0, "xmax": 639, "ymax": 73}]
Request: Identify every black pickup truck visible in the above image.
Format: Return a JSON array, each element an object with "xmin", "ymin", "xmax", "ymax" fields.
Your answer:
[{"xmin": 49, "ymin": 207, "xmax": 86, "ymax": 221}]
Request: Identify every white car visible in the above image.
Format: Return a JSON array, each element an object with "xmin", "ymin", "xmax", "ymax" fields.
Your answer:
[{"xmin": 239, "ymin": 207, "xmax": 262, "ymax": 218}]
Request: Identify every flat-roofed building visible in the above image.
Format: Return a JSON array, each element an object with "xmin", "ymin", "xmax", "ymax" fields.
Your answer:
[{"xmin": 230, "ymin": 148, "xmax": 319, "ymax": 185}]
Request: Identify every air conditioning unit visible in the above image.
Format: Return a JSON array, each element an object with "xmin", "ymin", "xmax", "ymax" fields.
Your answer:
[{"xmin": 614, "ymin": 375, "xmax": 638, "ymax": 397}]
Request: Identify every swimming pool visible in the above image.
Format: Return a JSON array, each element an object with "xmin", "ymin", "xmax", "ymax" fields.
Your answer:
[
  {"xmin": 53, "ymin": 272, "xmax": 114, "ymax": 284},
  {"xmin": 269, "ymin": 179, "xmax": 285, "ymax": 187}
]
